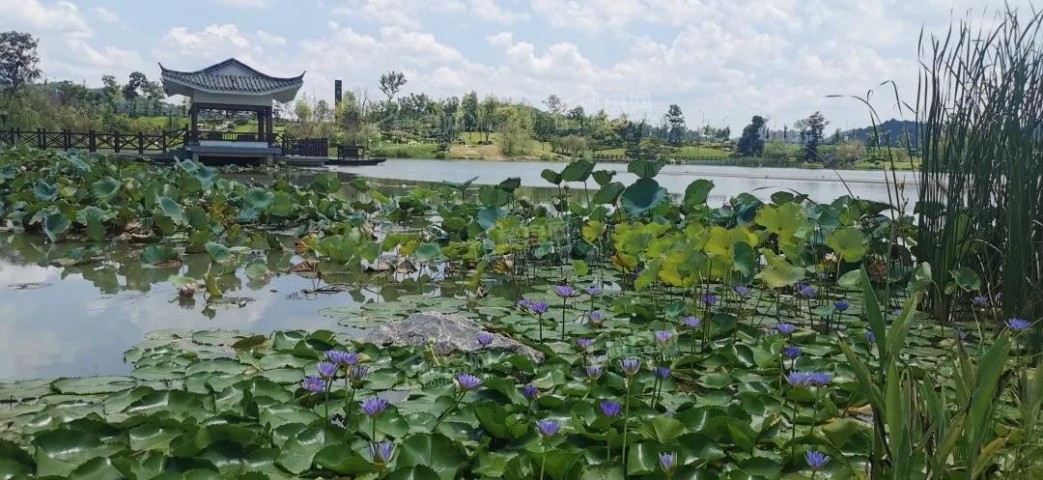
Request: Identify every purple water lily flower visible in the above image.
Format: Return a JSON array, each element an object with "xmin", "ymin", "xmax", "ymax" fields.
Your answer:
[
  {"xmin": 808, "ymin": 372, "xmax": 833, "ymax": 386},
  {"xmin": 317, "ymin": 361, "xmax": 338, "ymax": 379},
  {"xmin": 368, "ymin": 440, "xmax": 395, "ymax": 467},
  {"xmin": 350, "ymin": 365, "xmax": 369, "ymax": 386},
  {"xmin": 586, "ymin": 365, "xmax": 603, "ymax": 381},
  {"xmin": 301, "ymin": 375, "xmax": 325, "ymax": 393},
  {"xmin": 555, "ymin": 285, "xmax": 579, "ymax": 298},
  {"xmin": 654, "ymin": 330, "xmax": 676, "ymax": 346},
  {"xmin": 576, "ymin": 338, "xmax": 595, "ymax": 350},
  {"xmin": 834, "ymin": 300, "xmax": 850, "ymax": 312},
  {"xmin": 865, "ymin": 331, "xmax": 876, "ymax": 343},
  {"xmin": 787, "ymin": 371, "xmax": 812, "ymax": 386},
  {"xmin": 659, "ymin": 452, "xmax": 677, "ymax": 475},
  {"xmin": 683, "ymin": 316, "xmax": 702, "ymax": 329},
  {"xmin": 600, "ymin": 400, "xmax": 622, "ymax": 417},
  {"xmin": 536, "ymin": 419, "xmax": 560, "ymax": 438},
  {"xmin": 784, "ymin": 346, "xmax": 802, "ymax": 360},
  {"xmin": 361, "ymin": 397, "xmax": 388, "ymax": 417},
  {"xmin": 620, "ymin": 358, "xmax": 641, "ymax": 377},
  {"xmin": 701, "ymin": 293, "xmax": 718, "ymax": 306},
  {"xmin": 522, "ymin": 384, "xmax": 538, "ymax": 400},
  {"xmin": 517, "ymin": 299, "xmax": 533, "ymax": 310},
  {"xmin": 734, "ymin": 285, "xmax": 752, "ymax": 297},
  {"xmin": 805, "ymin": 450, "xmax": 830, "ymax": 470},
  {"xmin": 653, "ymin": 366, "xmax": 671, "ymax": 379},
  {"xmin": 972, "ymin": 295, "xmax": 988, "ymax": 307},
  {"xmin": 325, "ymin": 350, "xmax": 359, "ymax": 366},
  {"xmin": 1007, "ymin": 318, "xmax": 1031, "ymax": 332},
  {"xmin": 776, "ymin": 323, "xmax": 797, "ymax": 335},
  {"xmin": 476, "ymin": 331, "xmax": 494, "ymax": 346},
  {"xmin": 797, "ymin": 283, "xmax": 816, "ymax": 299},
  {"xmin": 586, "ymin": 286, "xmax": 603, "ymax": 297},
  {"xmin": 456, "ymin": 373, "xmax": 483, "ymax": 392},
  {"xmin": 529, "ymin": 301, "xmax": 550, "ymax": 315},
  {"xmin": 588, "ymin": 310, "xmax": 605, "ymax": 327}
]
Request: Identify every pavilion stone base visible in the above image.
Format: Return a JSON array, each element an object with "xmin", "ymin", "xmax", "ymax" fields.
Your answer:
[{"xmin": 186, "ymin": 145, "xmax": 282, "ymax": 166}]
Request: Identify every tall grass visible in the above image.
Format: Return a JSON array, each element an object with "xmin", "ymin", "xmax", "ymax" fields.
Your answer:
[{"xmin": 916, "ymin": 8, "xmax": 1043, "ymax": 334}]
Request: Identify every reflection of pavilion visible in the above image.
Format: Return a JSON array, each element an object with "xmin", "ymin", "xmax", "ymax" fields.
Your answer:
[{"xmin": 160, "ymin": 59, "xmax": 304, "ymax": 164}]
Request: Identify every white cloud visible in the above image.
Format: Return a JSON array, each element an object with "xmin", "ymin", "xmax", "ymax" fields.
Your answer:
[
  {"xmin": 0, "ymin": 0, "xmax": 92, "ymax": 38},
  {"xmin": 212, "ymin": 0, "xmax": 270, "ymax": 7},
  {"xmin": 331, "ymin": 0, "xmax": 465, "ymax": 28},
  {"xmin": 161, "ymin": 24, "xmax": 256, "ymax": 60},
  {"xmin": 91, "ymin": 6, "xmax": 119, "ymax": 24},
  {"xmin": 254, "ymin": 30, "xmax": 288, "ymax": 47},
  {"xmin": 470, "ymin": 0, "xmax": 527, "ymax": 25}
]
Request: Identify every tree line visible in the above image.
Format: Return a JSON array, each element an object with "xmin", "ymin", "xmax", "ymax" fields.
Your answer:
[{"xmin": 1, "ymin": 31, "xmax": 891, "ymax": 164}]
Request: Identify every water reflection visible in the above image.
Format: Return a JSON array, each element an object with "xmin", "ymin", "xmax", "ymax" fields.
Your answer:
[
  {"xmin": 328, "ymin": 159, "xmax": 919, "ymax": 205},
  {"xmin": 0, "ymin": 234, "xmax": 398, "ymax": 381}
]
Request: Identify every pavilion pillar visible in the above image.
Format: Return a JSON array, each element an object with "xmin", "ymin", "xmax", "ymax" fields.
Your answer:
[
  {"xmin": 257, "ymin": 110, "xmax": 264, "ymax": 137},
  {"xmin": 189, "ymin": 105, "xmax": 199, "ymax": 143},
  {"xmin": 266, "ymin": 108, "xmax": 274, "ymax": 145}
]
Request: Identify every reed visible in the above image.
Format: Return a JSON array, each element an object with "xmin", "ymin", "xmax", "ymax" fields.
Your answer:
[{"xmin": 916, "ymin": 8, "xmax": 1043, "ymax": 337}]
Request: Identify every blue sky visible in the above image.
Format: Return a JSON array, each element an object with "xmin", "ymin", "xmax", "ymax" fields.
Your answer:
[{"xmin": 2, "ymin": 0, "xmax": 1019, "ymax": 131}]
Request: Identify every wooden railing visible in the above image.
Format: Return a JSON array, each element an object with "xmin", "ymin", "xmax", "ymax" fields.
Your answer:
[
  {"xmin": 282, "ymin": 137, "xmax": 329, "ymax": 157},
  {"xmin": 0, "ymin": 128, "xmax": 188, "ymax": 154},
  {"xmin": 187, "ymin": 131, "xmax": 278, "ymax": 145}
]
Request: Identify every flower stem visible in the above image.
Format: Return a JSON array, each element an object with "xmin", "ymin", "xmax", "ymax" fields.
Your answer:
[
  {"xmin": 622, "ymin": 379, "xmax": 632, "ymax": 468},
  {"xmin": 561, "ymin": 298, "xmax": 568, "ymax": 341},
  {"xmin": 790, "ymin": 396, "xmax": 799, "ymax": 458},
  {"xmin": 540, "ymin": 450, "xmax": 547, "ymax": 480},
  {"xmin": 538, "ymin": 314, "xmax": 543, "ymax": 343},
  {"xmin": 432, "ymin": 393, "xmax": 463, "ymax": 432}
]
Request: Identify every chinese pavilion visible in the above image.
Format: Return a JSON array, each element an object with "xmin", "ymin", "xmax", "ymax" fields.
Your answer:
[{"xmin": 159, "ymin": 58, "xmax": 304, "ymax": 163}]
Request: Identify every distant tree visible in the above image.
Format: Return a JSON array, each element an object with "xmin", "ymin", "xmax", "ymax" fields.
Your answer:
[
  {"xmin": 458, "ymin": 91, "xmax": 479, "ymax": 132},
  {"xmin": 665, "ymin": 104, "xmax": 686, "ymax": 145},
  {"xmin": 440, "ymin": 96, "xmax": 459, "ymax": 144},
  {"xmin": 379, "ymin": 70, "xmax": 407, "ymax": 102},
  {"xmin": 496, "ymin": 105, "xmax": 534, "ymax": 156},
  {"xmin": 122, "ymin": 71, "xmax": 149, "ymax": 101},
  {"xmin": 830, "ymin": 127, "xmax": 842, "ymax": 145},
  {"xmin": 478, "ymin": 96, "xmax": 498, "ymax": 142},
  {"xmin": 835, "ymin": 140, "xmax": 867, "ymax": 164},
  {"xmin": 314, "ymin": 100, "xmax": 331, "ymax": 122},
  {"xmin": 737, "ymin": 115, "xmax": 767, "ymax": 156},
  {"xmin": 716, "ymin": 126, "xmax": 730, "ymax": 141},
  {"xmin": 544, "ymin": 94, "xmax": 565, "ymax": 115},
  {"xmin": 294, "ymin": 100, "xmax": 312, "ymax": 124},
  {"xmin": 795, "ymin": 111, "xmax": 828, "ymax": 161},
  {"xmin": 0, "ymin": 32, "xmax": 41, "ymax": 91},
  {"xmin": 100, "ymin": 75, "xmax": 120, "ymax": 107}
]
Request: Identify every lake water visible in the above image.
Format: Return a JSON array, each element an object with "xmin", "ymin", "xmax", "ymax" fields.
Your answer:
[
  {"xmin": 0, "ymin": 161, "xmax": 919, "ymax": 382},
  {"xmin": 330, "ymin": 159, "xmax": 919, "ymax": 205}
]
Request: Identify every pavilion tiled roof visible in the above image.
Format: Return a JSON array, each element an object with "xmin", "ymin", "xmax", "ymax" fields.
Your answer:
[{"xmin": 159, "ymin": 59, "xmax": 304, "ymax": 96}]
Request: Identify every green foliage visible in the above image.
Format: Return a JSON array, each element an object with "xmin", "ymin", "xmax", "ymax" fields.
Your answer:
[{"xmin": 916, "ymin": 7, "xmax": 1043, "ymax": 342}]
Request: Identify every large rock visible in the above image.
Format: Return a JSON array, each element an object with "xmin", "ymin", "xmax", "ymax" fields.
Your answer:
[{"xmin": 363, "ymin": 312, "xmax": 544, "ymax": 363}]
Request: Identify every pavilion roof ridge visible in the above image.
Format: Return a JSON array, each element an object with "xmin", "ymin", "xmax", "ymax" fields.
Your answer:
[
  {"xmin": 159, "ymin": 58, "xmax": 304, "ymax": 99},
  {"xmin": 159, "ymin": 58, "xmax": 304, "ymax": 81}
]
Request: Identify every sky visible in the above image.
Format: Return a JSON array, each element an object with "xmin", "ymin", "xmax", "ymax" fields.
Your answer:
[{"xmin": 1, "ymin": 0, "xmax": 1022, "ymax": 132}]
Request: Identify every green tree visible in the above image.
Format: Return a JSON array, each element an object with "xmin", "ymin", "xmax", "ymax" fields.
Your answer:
[
  {"xmin": 458, "ymin": 91, "xmax": 479, "ymax": 132},
  {"xmin": 294, "ymin": 100, "xmax": 313, "ymax": 124},
  {"xmin": 496, "ymin": 105, "xmax": 533, "ymax": 156},
  {"xmin": 736, "ymin": 115, "xmax": 766, "ymax": 156},
  {"xmin": 478, "ymin": 96, "xmax": 498, "ymax": 142},
  {"xmin": 0, "ymin": 31, "xmax": 41, "ymax": 91},
  {"xmin": 543, "ymin": 94, "xmax": 565, "ymax": 115},
  {"xmin": 665, "ymin": 104, "xmax": 685, "ymax": 145},
  {"xmin": 379, "ymin": 70, "xmax": 407, "ymax": 102},
  {"xmin": 314, "ymin": 99, "xmax": 331, "ymax": 122},
  {"xmin": 795, "ymin": 111, "xmax": 828, "ymax": 161}
]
